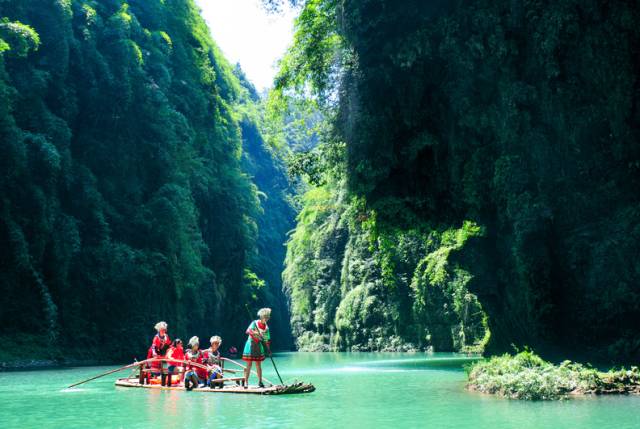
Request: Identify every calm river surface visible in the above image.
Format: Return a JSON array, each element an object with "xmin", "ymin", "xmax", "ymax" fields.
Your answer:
[{"xmin": 1, "ymin": 352, "xmax": 639, "ymax": 428}]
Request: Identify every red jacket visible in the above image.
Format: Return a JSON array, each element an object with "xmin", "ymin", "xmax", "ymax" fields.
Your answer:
[
  {"xmin": 148, "ymin": 333, "xmax": 171, "ymax": 368},
  {"xmin": 167, "ymin": 346, "xmax": 185, "ymax": 366},
  {"xmin": 152, "ymin": 334, "xmax": 171, "ymax": 357}
]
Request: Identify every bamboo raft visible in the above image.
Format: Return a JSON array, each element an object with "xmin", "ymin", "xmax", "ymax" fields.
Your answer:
[
  {"xmin": 68, "ymin": 356, "xmax": 315, "ymax": 395},
  {"xmin": 114, "ymin": 377, "xmax": 315, "ymax": 395}
]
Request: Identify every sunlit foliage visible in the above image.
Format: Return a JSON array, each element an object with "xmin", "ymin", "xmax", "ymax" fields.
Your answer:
[{"xmin": 283, "ymin": 178, "xmax": 489, "ymax": 352}]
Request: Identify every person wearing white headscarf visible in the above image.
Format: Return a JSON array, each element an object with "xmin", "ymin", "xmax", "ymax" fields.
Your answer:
[
  {"xmin": 139, "ymin": 321, "xmax": 171, "ymax": 386},
  {"xmin": 184, "ymin": 336, "xmax": 206, "ymax": 390},
  {"xmin": 242, "ymin": 308, "xmax": 272, "ymax": 388},
  {"xmin": 203, "ymin": 335, "xmax": 224, "ymax": 389}
]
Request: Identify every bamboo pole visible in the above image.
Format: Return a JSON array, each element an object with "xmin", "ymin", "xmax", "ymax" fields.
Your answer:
[
  {"xmin": 265, "ymin": 344, "xmax": 284, "ymax": 385},
  {"xmin": 221, "ymin": 357, "xmax": 275, "ymax": 385},
  {"xmin": 68, "ymin": 359, "xmax": 151, "ymax": 388},
  {"xmin": 223, "ymin": 356, "xmax": 279, "ymax": 386},
  {"xmin": 222, "ymin": 357, "xmax": 248, "ymax": 370}
]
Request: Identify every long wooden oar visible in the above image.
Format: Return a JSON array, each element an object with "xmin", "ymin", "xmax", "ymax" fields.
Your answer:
[
  {"xmin": 68, "ymin": 358, "xmax": 188, "ymax": 389},
  {"xmin": 265, "ymin": 343, "xmax": 284, "ymax": 385},
  {"xmin": 67, "ymin": 359, "xmax": 152, "ymax": 388}
]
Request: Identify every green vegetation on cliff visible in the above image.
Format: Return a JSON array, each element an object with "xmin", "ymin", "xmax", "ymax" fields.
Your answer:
[
  {"xmin": 0, "ymin": 0, "xmax": 294, "ymax": 363},
  {"xmin": 283, "ymin": 178, "xmax": 489, "ymax": 352},
  {"xmin": 237, "ymin": 71, "xmax": 297, "ymax": 348},
  {"xmin": 270, "ymin": 0, "xmax": 640, "ymax": 363}
]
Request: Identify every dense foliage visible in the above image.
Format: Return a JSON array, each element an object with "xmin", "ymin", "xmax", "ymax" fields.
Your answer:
[
  {"xmin": 0, "ymin": 0, "xmax": 294, "ymax": 363},
  {"xmin": 237, "ymin": 73, "xmax": 297, "ymax": 348},
  {"xmin": 283, "ymin": 177, "xmax": 489, "ymax": 352},
  {"xmin": 271, "ymin": 0, "xmax": 640, "ymax": 363},
  {"xmin": 467, "ymin": 350, "xmax": 640, "ymax": 400}
]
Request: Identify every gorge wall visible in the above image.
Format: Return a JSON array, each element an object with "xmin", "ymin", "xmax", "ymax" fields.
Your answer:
[
  {"xmin": 279, "ymin": 0, "xmax": 640, "ymax": 363},
  {"xmin": 0, "ymin": 0, "xmax": 294, "ymax": 363}
]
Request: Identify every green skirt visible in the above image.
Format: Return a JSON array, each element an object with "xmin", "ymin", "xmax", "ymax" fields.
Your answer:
[{"xmin": 242, "ymin": 339, "xmax": 265, "ymax": 362}]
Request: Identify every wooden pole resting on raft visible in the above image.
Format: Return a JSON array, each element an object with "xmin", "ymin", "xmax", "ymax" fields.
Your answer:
[
  {"xmin": 221, "ymin": 357, "xmax": 247, "ymax": 369},
  {"xmin": 221, "ymin": 357, "xmax": 276, "ymax": 385},
  {"xmin": 68, "ymin": 359, "xmax": 153, "ymax": 388}
]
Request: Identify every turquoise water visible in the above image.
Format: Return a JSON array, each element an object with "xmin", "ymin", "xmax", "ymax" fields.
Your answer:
[{"xmin": 1, "ymin": 353, "xmax": 639, "ymax": 428}]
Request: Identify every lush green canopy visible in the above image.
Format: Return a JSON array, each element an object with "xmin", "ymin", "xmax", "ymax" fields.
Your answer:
[{"xmin": 0, "ymin": 0, "xmax": 294, "ymax": 362}]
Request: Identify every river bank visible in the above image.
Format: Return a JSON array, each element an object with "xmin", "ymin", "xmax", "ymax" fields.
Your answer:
[{"xmin": 0, "ymin": 335, "xmax": 122, "ymax": 372}]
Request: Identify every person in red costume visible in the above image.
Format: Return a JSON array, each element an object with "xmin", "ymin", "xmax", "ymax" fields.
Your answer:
[
  {"xmin": 148, "ymin": 321, "xmax": 171, "ymax": 386},
  {"xmin": 166, "ymin": 338, "xmax": 185, "ymax": 386}
]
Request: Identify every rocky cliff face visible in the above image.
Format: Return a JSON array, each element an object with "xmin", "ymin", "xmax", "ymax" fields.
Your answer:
[
  {"xmin": 336, "ymin": 0, "xmax": 640, "ymax": 362},
  {"xmin": 283, "ymin": 182, "xmax": 488, "ymax": 352},
  {"xmin": 277, "ymin": 0, "xmax": 640, "ymax": 363}
]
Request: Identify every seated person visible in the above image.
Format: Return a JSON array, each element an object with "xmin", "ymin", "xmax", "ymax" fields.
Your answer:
[
  {"xmin": 166, "ymin": 338, "xmax": 185, "ymax": 386},
  {"xmin": 184, "ymin": 336, "xmax": 207, "ymax": 390},
  {"xmin": 203, "ymin": 336, "xmax": 224, "ymax": 389}
]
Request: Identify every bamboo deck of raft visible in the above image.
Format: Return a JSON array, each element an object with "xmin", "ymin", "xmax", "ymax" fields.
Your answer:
[
  {"xmin": 68, "ymin": 356, "xmax": 316, "ymax": 395},
  {"xmin": 115, "ymin": 377, "xmax": 315, "ymax": 395}
]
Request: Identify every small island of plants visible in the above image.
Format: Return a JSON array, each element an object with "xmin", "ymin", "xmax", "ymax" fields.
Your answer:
[{"xmin": 467, "ymin": 350, "xmax": 640, "ymax": 400}]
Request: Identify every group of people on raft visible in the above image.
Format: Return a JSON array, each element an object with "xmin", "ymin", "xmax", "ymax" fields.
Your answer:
[{"xmin": 139, "ymin": 307, "xmax": 273, "ymax": 390}]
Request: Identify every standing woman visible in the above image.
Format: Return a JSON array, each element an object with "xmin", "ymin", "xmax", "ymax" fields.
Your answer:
[
  {"xmin": 242, "ymin": 308, "xmax": 271, "ymax": 388},
  {"xmin": 140, "ymin": 321, "xmax": 171, "ymax": 385},
  {"xmin": 151, "ymin": 321, "xmax": 172, "ymax": 386}
]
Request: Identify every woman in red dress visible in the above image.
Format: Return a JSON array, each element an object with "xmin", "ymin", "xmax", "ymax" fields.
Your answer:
[{"xmin": 146, "ymin": 321, "xmax": 171, "ymax": 386}]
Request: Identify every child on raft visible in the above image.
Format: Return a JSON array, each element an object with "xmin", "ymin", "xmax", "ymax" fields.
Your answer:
[
  {"xmin": 203, "ymin": 336, "xmax": 224, "ymax": 389},
  {"xmin": 242, "ymin": 308, "xmax": 271, "ymax": 388}
]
